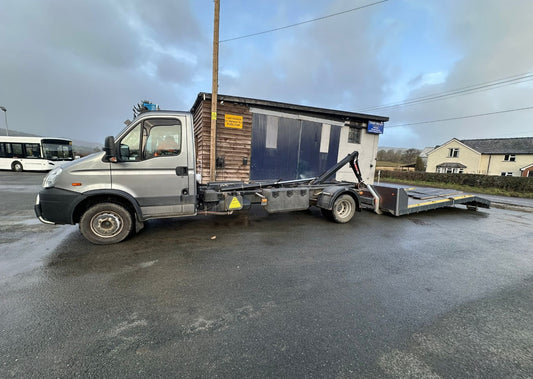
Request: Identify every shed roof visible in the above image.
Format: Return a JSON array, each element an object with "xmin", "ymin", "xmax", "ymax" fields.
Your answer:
[
  {"xmin": 460, "ymin": 137, "xmax": 533, "ymax": 154},
  {"xmin": 191, "ymin": 92, "xmax": 389, "ymax": 124}
]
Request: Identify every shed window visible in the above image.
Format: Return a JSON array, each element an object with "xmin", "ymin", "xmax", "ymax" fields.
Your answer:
[
  {"xmin": 347, "ymin": 124, "xmax": 364, "ymax": 144},
  {"xmin": 504, "ymin": 154, "xmax": 516, "ymax": 162},
  {"xmin": 320, "ymin": 124, "xmax": 331, "ymax": 153},
  {"xmin": 265, "ymin": 116, "xmax": 278, "ymax": 149}
]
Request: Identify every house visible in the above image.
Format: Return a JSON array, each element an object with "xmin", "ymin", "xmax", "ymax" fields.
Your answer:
[
  {"xmin": 191, "ymin": 93, "xmax": 388, "ymax": 184},
  {"xmin": 425, "ymin": 137, "xmax": 533, "ymax": 176},
  {"xmin": 520, "ymin": 163, "xmax": 533, "ymax": 177},
  {"xmin": 418, "ymin": 146, "xmax": 435, "ymax": 170}
]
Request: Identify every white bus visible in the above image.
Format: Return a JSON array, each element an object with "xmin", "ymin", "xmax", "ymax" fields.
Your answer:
[{"xmin": 0, "ymin": 136, "xmax": 74, "ymax": 172}]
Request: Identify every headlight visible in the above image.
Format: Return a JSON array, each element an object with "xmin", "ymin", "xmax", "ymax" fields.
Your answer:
[{"xmin": 43, "ymin": 167, "xmax": 63, "ymax": 188}]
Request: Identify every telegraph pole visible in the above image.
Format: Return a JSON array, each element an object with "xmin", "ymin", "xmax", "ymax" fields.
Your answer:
[{"xmin": 210, "ymin": 0, "xmax": 220, "ymax": 182}]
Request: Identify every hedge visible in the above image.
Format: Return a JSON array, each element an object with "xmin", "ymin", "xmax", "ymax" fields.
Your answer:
[{"xmin": 375, "ymin": 170, "xmax": 533, "ymax": 194}]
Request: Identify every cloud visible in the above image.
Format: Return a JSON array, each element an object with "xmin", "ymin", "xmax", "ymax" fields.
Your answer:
[
  {"xmin": 0, "ymin": 0, "xmax": 209, "ymax": 142},
  {"xmin": 0, "ymin": 0, "xmax": 531, "ymax": 149},
  {"xmin": 219, "ymin": 0, "xmax": 387, "ymax": 110},
  {"xmin": 374, "ymin": 0, "xmax": 533, "ymax": 147}
]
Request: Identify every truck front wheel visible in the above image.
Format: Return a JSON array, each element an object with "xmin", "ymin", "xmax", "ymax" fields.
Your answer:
[
  {"xmin": 331, "ymin": 194, "xmax": 356, "ymax": 223},
  {"xmin": 80, "ymin": 203, "xmax": 133, "ymax": 244}
]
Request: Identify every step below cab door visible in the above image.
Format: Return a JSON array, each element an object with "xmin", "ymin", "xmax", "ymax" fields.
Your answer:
[{"xmin": 111, "ymin": 116, "xmax": 196, "ymax": 219}]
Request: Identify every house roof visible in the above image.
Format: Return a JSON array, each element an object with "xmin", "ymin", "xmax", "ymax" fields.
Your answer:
[
  {"xmin": 191, "ymin": 92, "xmax": 389, "ymax": 123},
  {"xmin": 419, "ymin": 147, "xmax": 435, "ymax": 158},
  {"xmin": 460, "ymin": 137, "xmax": 533, "ymax": 154}
]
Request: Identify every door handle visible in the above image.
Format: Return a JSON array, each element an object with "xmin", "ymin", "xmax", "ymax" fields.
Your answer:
[{"xmin": 175, "ymin": 166, "xmax": 187, "ymax": 176}]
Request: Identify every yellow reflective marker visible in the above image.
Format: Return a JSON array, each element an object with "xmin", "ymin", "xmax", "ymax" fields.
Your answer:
[{"xmin": 228, "ymin": 197, "xmax": 242, "ymax": 210}]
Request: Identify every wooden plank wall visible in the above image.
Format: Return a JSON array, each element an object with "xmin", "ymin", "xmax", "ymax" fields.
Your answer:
[{"xmin": 193, "ymin": 99, "xmax": 253, "ymax": 183}]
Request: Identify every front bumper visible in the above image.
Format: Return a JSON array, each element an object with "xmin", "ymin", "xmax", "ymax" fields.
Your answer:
[{"xmin": 35, "ymin": 187, "xmax": 86, "ymax": 225}]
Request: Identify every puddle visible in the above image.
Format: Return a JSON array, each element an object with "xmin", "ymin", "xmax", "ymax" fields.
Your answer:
[{"xmin": 0, "ymin": 225, "xmax": 76, "ymax": 282}]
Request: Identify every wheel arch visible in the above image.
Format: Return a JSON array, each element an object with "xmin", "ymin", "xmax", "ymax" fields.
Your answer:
[
  {"xmin": 72, "ymin": 190, "xmax": 142, "ymax": 224},
  {"xmin": 317, "ymin": 186, "xmax": 361, "ymax": 212}
]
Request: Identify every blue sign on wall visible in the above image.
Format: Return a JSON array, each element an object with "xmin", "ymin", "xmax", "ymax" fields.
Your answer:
[{"xmin": 367, "ymin": 121, "xmax": 384, "ymax": 134}]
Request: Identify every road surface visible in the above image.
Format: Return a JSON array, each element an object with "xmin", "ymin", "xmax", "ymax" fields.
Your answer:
[{"xmin": 1, "ymin": 171, "xmax": 532, "ymax": 378}]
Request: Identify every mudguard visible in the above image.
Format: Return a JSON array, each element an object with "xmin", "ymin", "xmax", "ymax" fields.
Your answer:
[{"xmin": 317, "ymin": 185, "xmax": 361, "ymax": 211}]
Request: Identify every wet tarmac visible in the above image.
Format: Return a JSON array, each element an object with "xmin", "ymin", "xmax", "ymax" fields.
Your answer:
[{"xmin": 1, "ymin": 171, "xmax": 532, "ymax": 378}]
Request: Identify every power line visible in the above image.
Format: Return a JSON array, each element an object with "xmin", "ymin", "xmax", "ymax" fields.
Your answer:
[
  {"xmin": 387, "ymin": 106, "xmax": 533, "ymax": 128},
  {"xmin": 362, "ymin": 72, "xmax": 533, "ymax": 112},
  {"xmin": 220, "ymin": 0, "xmax": 388, "ymax": 43}
]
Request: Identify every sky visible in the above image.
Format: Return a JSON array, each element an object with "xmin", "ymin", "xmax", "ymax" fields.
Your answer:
[{"xmin": 1, "ymin": 0, "xmax": 532, "ymax": 149}]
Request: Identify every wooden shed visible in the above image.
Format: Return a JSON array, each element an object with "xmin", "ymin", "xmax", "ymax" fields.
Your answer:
[{"xmin": 191, "ymin": 93, "xmax": 388, "ymax": 184}]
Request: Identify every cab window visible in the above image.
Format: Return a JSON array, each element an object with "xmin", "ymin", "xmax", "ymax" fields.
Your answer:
[
  {"xmin": 119, "ymin": 124, "xmax": 141, "ymax": 161},
  {"xmin": 117, "ymin": 118, "xmax": 182, "ymax": 161},
  {"xmin": 143, "ymin": 119, "xmax": 182, "ymax": 159}
]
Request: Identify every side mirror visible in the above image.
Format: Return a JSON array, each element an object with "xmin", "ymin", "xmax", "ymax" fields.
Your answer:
[{"xmin": 104, "ymin": 136, "xmax": 117, "ymax": 162}]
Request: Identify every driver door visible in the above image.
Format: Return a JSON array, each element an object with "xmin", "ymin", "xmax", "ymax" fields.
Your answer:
[{"xmin": 111, "ymin": 116, "xmax": 195, "ymax": 219}]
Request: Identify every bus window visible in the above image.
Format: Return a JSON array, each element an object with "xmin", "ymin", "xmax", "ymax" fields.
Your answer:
[
  {"xmin": 0, "ymin": 143, "xmax": 6, "ymax": 158},
  {"xmin": 11, "ymin": 143, "xmax": 23, "ymax": 158},
  {"xmin": 24, "ymin": 143, "xmax": 41, "ymax": 158}
]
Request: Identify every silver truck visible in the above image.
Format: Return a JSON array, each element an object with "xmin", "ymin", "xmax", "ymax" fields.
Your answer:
[{"xmin": 35, "ymin": 110, "xmax": 490, "ymax": 244}]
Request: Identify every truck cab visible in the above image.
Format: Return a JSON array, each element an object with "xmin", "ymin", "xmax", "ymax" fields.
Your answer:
[
  {"xmin": 35, "ymin": 111, "xmax": 198, "ymax": 244},
  {"xmin": 107, "ymin": 111, "xmax": 197, "ymax": 218}
]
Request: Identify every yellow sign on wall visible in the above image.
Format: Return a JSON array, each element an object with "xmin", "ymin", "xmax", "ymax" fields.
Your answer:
[{"xmin": 225, "ymin": 114, "xmax": 243, "ymax": 129}]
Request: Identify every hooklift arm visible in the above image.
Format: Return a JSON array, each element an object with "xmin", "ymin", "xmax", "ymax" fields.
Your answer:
[
  {"xmin": 211, "ymin": 151, "xmax": 364, "ymax": 193},
  {"xmin": 310, "ymin": 151, "xmax": 363, "ymax": 185}
]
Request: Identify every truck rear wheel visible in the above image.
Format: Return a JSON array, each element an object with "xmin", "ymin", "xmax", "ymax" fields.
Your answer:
[
  {"xmin": 80, "ymin": 203, "xmax": 133, "ymax": 244},
  {"xmin": 331, "ymin": 194, "xmax": 356, "ymax": 223}
]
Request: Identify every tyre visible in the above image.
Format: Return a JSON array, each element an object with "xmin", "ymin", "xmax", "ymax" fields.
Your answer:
[
  {"xmin": 12, "ymin": 161, "xmax": 23, "ymax": 172},
  {"xmin": 79, "ymin": 202, "xmax": 133, "ymax": 244},
  {"xmin": 331, "ymin": 194, "xmax": 356, "ymax": 223},
  {"xmin": 321, "ymin": 207, "xmax": 334, "ymax": 221}
]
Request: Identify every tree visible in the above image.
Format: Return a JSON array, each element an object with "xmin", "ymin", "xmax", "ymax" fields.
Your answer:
[
  {"xmin": 400, "ymin": 148, "xmax": 421, "ymax": 164},
  {"xmin": 415, "ymin": 156, "xmax": 425, "ymax": 171},
  {"xmin": 377, "ymin": 150, "xmax": 387, "ymax": 161}
]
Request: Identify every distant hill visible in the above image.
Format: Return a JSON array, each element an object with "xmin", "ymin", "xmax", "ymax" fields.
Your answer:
[
  {"xmin": 0, "ymin": 128, "xmax": 39, "ymax": 138},
  {"xmin": 377, "ymin": 146, "xmax": 410, "ymax": 153},
  {"xmin": 0, "ymin": 128, "xmax": 102, "ymax": 157}
]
